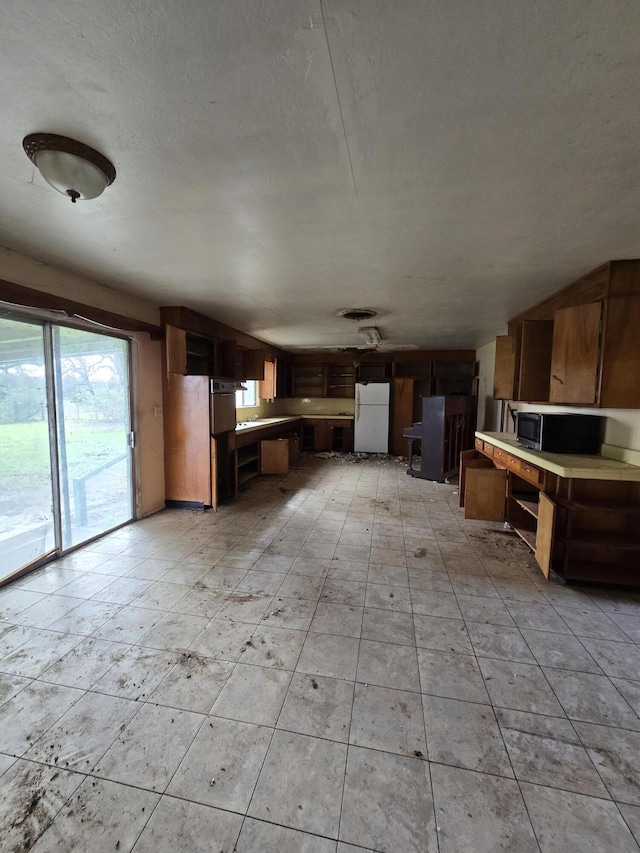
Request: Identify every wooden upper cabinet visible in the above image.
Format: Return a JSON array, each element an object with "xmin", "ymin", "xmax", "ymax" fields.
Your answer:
[
  {"xmin": 276, "ymin": 358, "xmax": 292, "ymax": 398},
  {"xmin": 292, "ymin": 361, "xmax": 327, "ymax": 397},
  {"xmin": 504, "ymin": 260, "xmax": 640, "ymax": 409},
  {"xmin": 217, "ymin": 339, "xmax": 237, "ymax": 379},
  {"xmin": 259, "ymin": 360, "xmax": 276, "ymax": 400},
  {"xmin": 600, "ymin": 295, "xmax": 640, "ymax": 408},
  {"xmin": 549, "ymin": 302, "xmax": 602, "ymax": 404},
  {"xmin": 327, "ymin": 363, "xmax": 355, "ymax": 398},
  {"xmin": 494, "ymin": 321, "xmax": 553, "ymax": 401},
  {"xmin": 238, "ymin": 348, "xmax": 265, "ymax": 381},
  {"xmin": 518, "ymin": 320, "xmax": 554, "ymax": 401},
  {"xmin": 165, "ymin": 325, "xmax": 187, "ymax": 375}
]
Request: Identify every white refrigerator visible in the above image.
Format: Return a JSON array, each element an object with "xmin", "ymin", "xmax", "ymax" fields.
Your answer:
[{"xmin": 354, "ymin": 382, "xmax": 391, "ymax": 453}]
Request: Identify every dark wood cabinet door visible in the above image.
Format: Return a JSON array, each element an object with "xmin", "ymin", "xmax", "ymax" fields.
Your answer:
[
  {"xmin": 391, "ymin": 377, "xmax": 414, "ymax": 456},
  {"xmin": 518, "ymin": 320, "xmax": 554, "ymax": 402},
  {"xmin": 549, "ymin": 302, "xmax": 602, "ymax": 404}
]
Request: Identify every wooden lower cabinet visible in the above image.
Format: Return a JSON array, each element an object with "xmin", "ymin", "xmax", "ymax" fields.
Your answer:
[
  {"xmin": 301, "ymin": 419, "xmax": 353, "ymax": 452},
  {"xmin": 461, "ymin": 442, "xmax": 640, "ymax": 586},
  {"xmin": 460, "ymin": 450, "xmax": 555, "ymax": 578},
  {"xmin": 260, "ymin": 439, "xmax": 289, "ymax": 475}
]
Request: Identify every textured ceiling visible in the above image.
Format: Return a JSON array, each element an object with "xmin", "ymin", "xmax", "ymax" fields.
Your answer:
[{"xmin": 1, "ymin": 0, "xmax": 640, "ymax": 350}]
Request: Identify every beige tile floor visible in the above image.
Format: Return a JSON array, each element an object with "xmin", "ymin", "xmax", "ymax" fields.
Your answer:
[{"xmin": 1, "ymin": 456, "xmax": 640, "ymax": 851}]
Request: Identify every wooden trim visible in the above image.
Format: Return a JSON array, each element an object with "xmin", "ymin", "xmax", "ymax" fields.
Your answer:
[
  {"xmin": 0, "ymin": 278, "xmax": 162, "ymax": 338},
  {"xmin": 160, "ymin": 306, "xmax": 284, "ymax": 355},
  {"xmin": 511, "ymin": 263, "xmax": 611, "ymax": 323},
  {"xmin": 392, "ymin": 349, "xmax": 475, "ymax": 363}
]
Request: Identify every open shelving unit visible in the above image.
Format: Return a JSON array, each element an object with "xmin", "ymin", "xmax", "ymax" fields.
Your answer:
[
  {"xmin": 507, "ymin": 488, "xmax": 538, "ymax": 552},
  {"xmin": 327, "ymin": 364, "xmax": 355, "ymax": 398},
  {"xmin": 292, "ymin": 363, "xmax": 326, "ymax": 397},
  {"xmin": 553, "ymin": 485, "xmax": 640, "ymax": 584},
  {"xmin": 237, "ymin": 443, "xmax": 260, "ymax": 488}
]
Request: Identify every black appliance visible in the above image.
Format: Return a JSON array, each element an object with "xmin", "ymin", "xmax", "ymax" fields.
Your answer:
[{"xmin": 516, "ymin": 412, "xmax": 604, "ymax": 454}]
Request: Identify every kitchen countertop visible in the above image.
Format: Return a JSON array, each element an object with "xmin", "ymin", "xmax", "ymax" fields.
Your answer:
[
  {"xmin": 235, "ymin": 415, "xmax": 353, "ymax": 434},
  {"xmin": 476, "ymin": 431, "xmax": 640, "ymax": 481}
]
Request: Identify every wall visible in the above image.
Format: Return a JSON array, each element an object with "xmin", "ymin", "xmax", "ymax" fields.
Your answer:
[
  {"xmin": 283, "ymin": 397, "xmax": 355, "ymax": 416},
  {"xmin": 475, "ymin": 340, "xmax": 501, "ymax": 432},
  {"xmin": 237, "ymin": 395, "xmax": 355, "ymax": 421},
  {"xmin": 0, "ymin": 247, "xmax": 166, "ymax": 516},
  {"xmin": 517, "ymin": 402, "xmax": 640, "ymax": 454},
  {"xmin": 0, "ymin": 247, "xmax": 160, "ymax": 326}
]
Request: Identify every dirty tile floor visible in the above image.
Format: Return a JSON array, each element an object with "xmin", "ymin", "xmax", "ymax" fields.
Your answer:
[{"xmin": 1, "ymin": 456, "xmax": 640, "ymax": 851}]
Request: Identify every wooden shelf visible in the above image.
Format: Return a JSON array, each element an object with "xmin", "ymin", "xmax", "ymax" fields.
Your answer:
[
  {"xmin": 559, "ymin": 531, "xmax": 640, "ymax": 550},
  {"xmin": 511, "ymin": 493, "xmax": 539, "ymax": 519},
  {"xmin": 238, "ymin": 468, "xmax": 259, "ymax": 488},
  {"xmin": 556, "ymin": 497, "xmax": 640, "ymax": 514},
  {"xmin": 513, "ymin": 525, "xmax": 537, "ymax": 550},
  {"xmin": 237, "ymin": 441, "xmax": 260, "ymax": 490}
]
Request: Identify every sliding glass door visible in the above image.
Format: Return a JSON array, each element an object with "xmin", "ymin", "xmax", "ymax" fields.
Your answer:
[
  {"xmin": 0, "ymin": 318, "xmax": 56, "ymax": 582},
  {"xmin": 53, "ymin": 327, "xmax": 133, "ymax": 549},
  {"xmin": 0, "ymin": 316, "xmax": 134, "ymax": 582}
]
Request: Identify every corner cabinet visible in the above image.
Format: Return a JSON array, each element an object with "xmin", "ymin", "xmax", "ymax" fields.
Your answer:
[{"xmin": 461, "ymin": 435, "xmax": 640, "ymax": 587}]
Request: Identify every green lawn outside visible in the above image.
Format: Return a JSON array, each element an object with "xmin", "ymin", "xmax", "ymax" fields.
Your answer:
[{"xmin": 0, "ymin": 421, "xmax": 126, "ymax": 484}]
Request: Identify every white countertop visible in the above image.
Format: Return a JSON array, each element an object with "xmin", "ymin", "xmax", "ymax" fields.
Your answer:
[
  {"xmin": 476, "ymin": 431, "xmax": 640, "ymax": 481},
  {"xmin": 235, "ymin": 415, "xmax": 353, "ymax": 434}
]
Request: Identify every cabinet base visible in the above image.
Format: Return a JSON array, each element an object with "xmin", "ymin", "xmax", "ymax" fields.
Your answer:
[{"xmin": 165, "ymin": 499, "xmax": 206, "ymax": 511}]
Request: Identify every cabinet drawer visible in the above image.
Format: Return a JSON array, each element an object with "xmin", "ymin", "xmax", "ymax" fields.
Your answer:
[
  {"xmin": 493, "ymin": 447, "xmax": 507, "ymax": 465},
  {"xmin": 519, "ymin": 461, "xmax": 544, "ymax": 487},
  {"xmin": 475, "ymin": 438, "xmax": 484, "ymax": 452}
]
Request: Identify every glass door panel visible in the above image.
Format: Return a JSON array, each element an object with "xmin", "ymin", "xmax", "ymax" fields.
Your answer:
[
  {"xmin": 53, "ymin": 327, "xmax": 133, "ymax": 549},
  {"xmin": 0, "ymin": 318, "xmax": 55, "ymax": 582}
]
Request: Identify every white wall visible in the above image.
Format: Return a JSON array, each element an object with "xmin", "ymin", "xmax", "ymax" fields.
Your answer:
[
  {"xmin": 0, "ymin": 247, "xmax": 160, "ymax": 326},
  {"xmin": 475, "ymin": 340, "xmax": 501, "ymax": 432},
  {"xmin": 0, "ymin": 247, "xmax": 166, "ymax": 515},
  {"xmin": 517, "ymin": 402, "xmax": 640, "ymax": 451}
]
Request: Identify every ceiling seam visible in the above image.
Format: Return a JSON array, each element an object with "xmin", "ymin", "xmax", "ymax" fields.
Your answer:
[{"xmin": 319, "ymin": 0, "xmax": 358, "ymax": 197}]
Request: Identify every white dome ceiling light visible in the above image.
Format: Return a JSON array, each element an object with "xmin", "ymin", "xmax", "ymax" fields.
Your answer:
[{"xmin": 23, "ymin": 133, "xmax": 116, "ymax": 203}]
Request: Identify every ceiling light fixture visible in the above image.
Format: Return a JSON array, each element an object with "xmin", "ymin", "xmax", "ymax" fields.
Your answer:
[
  {"xmin": 358, "ymin": 326, "xmax": 382, "ymax": 346},
  {"xmin": 23, "ymin": 133, "xmax": 116, "ymax": 203}
]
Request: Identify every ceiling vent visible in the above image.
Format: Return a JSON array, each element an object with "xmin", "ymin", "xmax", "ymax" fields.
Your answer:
[{"xmin": 337, "ymin": 308, "xmax": 378, "ymax": 321}]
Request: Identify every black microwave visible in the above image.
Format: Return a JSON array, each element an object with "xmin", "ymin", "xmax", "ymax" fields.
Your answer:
[{"xmin": 516, "ymin": 413, "xmax": 604, "ymax": 454}]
